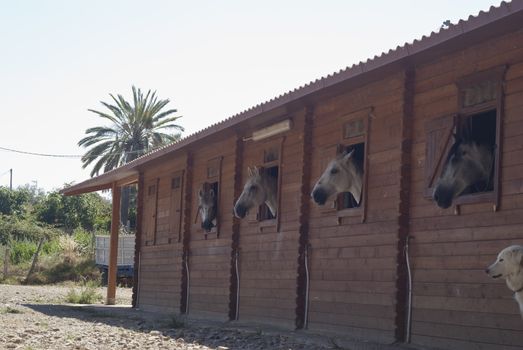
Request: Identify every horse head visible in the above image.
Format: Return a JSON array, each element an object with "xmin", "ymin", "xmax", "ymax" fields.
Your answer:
[
  {"xmin": 198, "ymin": 185, "xmax": 217, "ymax": 232},
  {"xmin": 433, "ymin": 134, "xmax": 493, "ymax": 209},
  {"xmin": 234, "ymin": 166, "xmax": 278, "ymax": 219},
  {"xmin": 311, "ymin": 147, "xmax": 363, "ymax": 206}
]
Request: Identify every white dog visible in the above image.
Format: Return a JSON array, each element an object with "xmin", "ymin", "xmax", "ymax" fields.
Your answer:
[{"xmin": 486, "ymin": 245, "xmax": 523, "ymax": 317}]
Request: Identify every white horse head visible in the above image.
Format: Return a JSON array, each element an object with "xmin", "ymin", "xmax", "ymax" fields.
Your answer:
[
  {"xmin": 311, "ymin": 148, "xmax": 363, "ymax": 206},
  {"xmin": 234, "ymin": 166, "xmax": 278, "ymax": 219}
]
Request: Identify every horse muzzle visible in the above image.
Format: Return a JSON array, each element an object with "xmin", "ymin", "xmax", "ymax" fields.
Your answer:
[
  {"xmin": 201, "ymin": 220, "xmax": 214, "ymax": 232},
  {"xmin": 311, "ymin": 188, "xmax": 328, "ymax": 205},
  {"xmin": 433, "ymin": 186, "xmax": 453, "ymax": 209},
  {"xmin": 234, "ymin": 204, "xmax": 247, "ymax": 219}
]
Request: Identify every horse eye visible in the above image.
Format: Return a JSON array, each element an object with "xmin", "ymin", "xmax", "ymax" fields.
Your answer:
[
  {"xmin": 499, "ymin": 258, "xmax": 504, "ymax": 262},
  {"xmin": 330, "ymin": 168, "xmax": 339, "ymax": 175},
  {"xmin": 249, "ymin": 185, "xmax": 257, "ymax": 192}
]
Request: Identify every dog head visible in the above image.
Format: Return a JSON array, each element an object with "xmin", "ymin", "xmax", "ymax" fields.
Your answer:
[{"xmin": 486, "ymin": 245, "xmax": 523, "ymax": 280}]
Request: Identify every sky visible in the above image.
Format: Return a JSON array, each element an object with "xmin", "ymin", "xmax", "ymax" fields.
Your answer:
[{"xmin": 0, "ymin": 0, "xmax": 503, "ymax": 192}]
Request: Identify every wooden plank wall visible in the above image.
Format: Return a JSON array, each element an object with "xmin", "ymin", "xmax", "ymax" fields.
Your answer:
[
  {"xmin": 187, "ymin": 138, "xmax": 236, "ymax": 320},
  {"xmin": 306, "ymin": 73, "xmax": 405, "ymax": 342},
  {"xmin": 236, "ymin": 110, "xmax": 306, "ymax": 328},
  {"xmin": 137, "ymin": 156, "xmax": 186, "ymax": 312},
  {"xmin": 131, "ymin": 25, "xmax": 523, "ymax": 349},
  {"xmin": 408, "ymin": 28, "xmax": 523, "ymax": 350}
]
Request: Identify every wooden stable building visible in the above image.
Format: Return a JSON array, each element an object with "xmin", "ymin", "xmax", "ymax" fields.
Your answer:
[{"xmin": 63, "ymin": 2, "xmax": 523, "ymax": 349}]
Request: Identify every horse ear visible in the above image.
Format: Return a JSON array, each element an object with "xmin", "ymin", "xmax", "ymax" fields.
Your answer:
[
  {"xmin": 342, "ymin": 149, "xmax": 355, "ymax": 163},
  {"xmin": 209, "ymin": 189, "xmax": 215, "ymax": 197},
  {"xmin": 252, "ymin": 166, "xmax": 260, "ymax": 176},
  {"xmin": 198, "ymin": 188, "xmax": 203, "ymax": 197},
  {"xmin": 247, "ymin": 166, "xmax": 253, "ymax": 177}
]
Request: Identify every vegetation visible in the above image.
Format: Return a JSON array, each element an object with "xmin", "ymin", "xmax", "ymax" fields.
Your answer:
[
  {"xmin": 167, "ymin": 314, "xmax": 186, "ymax": 329},
  {"xmin": 79, "ymin": 86, "xmax": 184, "ymax": 227},
  {"xmin": 65, "ymin": 279, "xmax": 102, "ymax": 304},
  {"xmin": 0, "ymin": 306, "xmax": 23, "ymax": 314},
  {"xmin": 0, "ymin": 186, "xmax": 110, "ymax": 285}
]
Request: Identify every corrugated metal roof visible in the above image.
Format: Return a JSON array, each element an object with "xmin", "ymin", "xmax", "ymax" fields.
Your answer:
[{"xmin": 62, "ymin": 0, "xmax": 523, "ymax": 195}]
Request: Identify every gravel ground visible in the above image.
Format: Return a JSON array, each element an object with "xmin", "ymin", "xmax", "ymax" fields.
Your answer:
[{"xmin": 0, "ymin": 284, "xmax": 337, "ymax": 350}]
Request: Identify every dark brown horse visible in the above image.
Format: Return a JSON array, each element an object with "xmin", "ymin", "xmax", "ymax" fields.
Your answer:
[{"xmin": 197, "ymin": 185, "xmax": 217, "ymax": 232}]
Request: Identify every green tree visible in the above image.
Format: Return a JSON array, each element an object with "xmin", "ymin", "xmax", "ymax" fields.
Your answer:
[
  {"xmin": 36, "ymin": 191, "xmax": 111, "ymax": 232},
  {"xmin": 0, "ymin": 186, "xmax": 32, "ymax": 217},
  {"xmin": 78, "ymin": 86, "xmax": 183, "ymax": 227}
]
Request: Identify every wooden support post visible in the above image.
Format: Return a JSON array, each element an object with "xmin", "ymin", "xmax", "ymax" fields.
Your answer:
[
  {"xmin": 107, "ymin": 182, "xmax": 121, "ymax": 305},
  {"xmin": 132, "ymin": 174, "xmax": 144, "ymax": 308},
  {"xmin": 229, "ymin": 135, "xmax": 244, "ymax": 321},
  {"xmin": 295, "ymin": 105, "xmax": 314, "ymax": 329},
  {"xmin": 394, "ymin": 68, "xmax": 415, "ymax": 343},
  {"xmin": 180, "ymin": 152, "xmax": 193, "ymax": 314}
]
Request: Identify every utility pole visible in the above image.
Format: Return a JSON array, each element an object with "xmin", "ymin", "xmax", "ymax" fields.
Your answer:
[{"xmin": 9, "ymin": 169, "xmax": 12, "ymax": 190}]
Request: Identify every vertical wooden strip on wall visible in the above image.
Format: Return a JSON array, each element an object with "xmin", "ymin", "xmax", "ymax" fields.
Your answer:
[
  {"xmin": 132, "ymin": 172, "xmax": 144, "ymax": 308},
  {"xmin": 394, "ymin": 68, "xmax": 415, "ymax": 342},
  {"xmin": 295, "ymin": 106, "xmax": 314, "ymax": 329},
  {"xmin": 181, "ymin": 152, "xmax": 194, "ymax": 314},
  {"xmin": 229, "ymin": 135, "xmax": 243, "ymax": 320}
]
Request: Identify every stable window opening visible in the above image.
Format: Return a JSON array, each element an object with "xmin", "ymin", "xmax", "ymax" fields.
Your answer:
[
  {"xmin": 457, "ymin": 109, "xmax": 497, "ymax": 196},
  {"xmin": 337, "ymin": 142, "xmax": 365, "ymax": 210},
  {"xmin": 198, "ymin": 181, "xmax": 219, "ymax": 236},
  {"xmin": 425, "ymin": 66, "xmax": 505, "ymax": 210},
  {"xmin": 258, "ymin": 165, "xmax": 279, "ymax": 221}
]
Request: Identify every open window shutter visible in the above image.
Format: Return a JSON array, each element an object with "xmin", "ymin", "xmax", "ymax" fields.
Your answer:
[
  {"xmin": 207, "ymin": 157, "xmax": 223, "ymax": 237},
  {"xmin": 144, "ymin": 179, "xmax": 159, "ymax": 245},
  {"xmin": 424, "ymin": 114, "xmax": 457, "ymax": 197}
]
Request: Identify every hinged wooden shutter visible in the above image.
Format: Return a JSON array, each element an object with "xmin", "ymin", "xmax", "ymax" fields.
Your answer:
[
  {"xmin": 424, "ymin": 114, "xmax": 457, "ymax": 197},
  {"xmin": 144, "ymin": 178, "xmax": 159, "ymax": 245}
]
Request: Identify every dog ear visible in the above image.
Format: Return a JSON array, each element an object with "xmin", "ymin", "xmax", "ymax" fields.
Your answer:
[{"xmin": 512, "ymin": 248, "xmax": 523, "ymax": 267}]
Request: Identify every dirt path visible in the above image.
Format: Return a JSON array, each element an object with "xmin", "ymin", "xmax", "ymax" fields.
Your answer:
[{"xmin": 0, "ymin": 284, "xmax": 336, "ymax": 350}]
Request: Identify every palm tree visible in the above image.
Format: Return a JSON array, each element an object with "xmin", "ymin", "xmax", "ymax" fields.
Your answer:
[{"xmin": 79, "ymin": 86, "xmax": 184, "ymax": 227}]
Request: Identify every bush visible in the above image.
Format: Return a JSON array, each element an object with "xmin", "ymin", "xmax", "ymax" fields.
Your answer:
[
  {"xmin": 72, "ymin": 228, "xmax": 93, "ymax": 256},
  {"xmin": 43, "ymin": 257, "xmax": 100, "ymax": 284},
  {"xmin": 65, "ymin": 280, "xmax": 102, "ymax": 304},
  {"xmin": 10, "ymin": 240, "xmax": 37, "ymax": 265},
  {"xmin": 0, "ymin": 215, "xmax": 58, "ymax": 246},
  {"xmin": 42, "ymin": 238, "xmax": 61, "ymax": 255}
]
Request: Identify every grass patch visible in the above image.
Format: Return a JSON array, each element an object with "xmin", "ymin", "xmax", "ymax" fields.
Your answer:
[
  {"xmin": 0, "ymin": 306, "xmax": 24, "ymax": 314},
  {"xmin": 166, "ymin": 314, "xmax": 185, "ymax": 329},
  {"xmin": 65, "ymin": 280, "xmax": 102, "ymax": 304},
  {"xmin": 24, "ymin": 256, "xmax": 100, "ymax": 285}
]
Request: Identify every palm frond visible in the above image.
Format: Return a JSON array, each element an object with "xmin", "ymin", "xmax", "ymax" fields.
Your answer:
[{"xmin": 80, "ymin": 86, "xmax": 184, "ymax": 177}]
